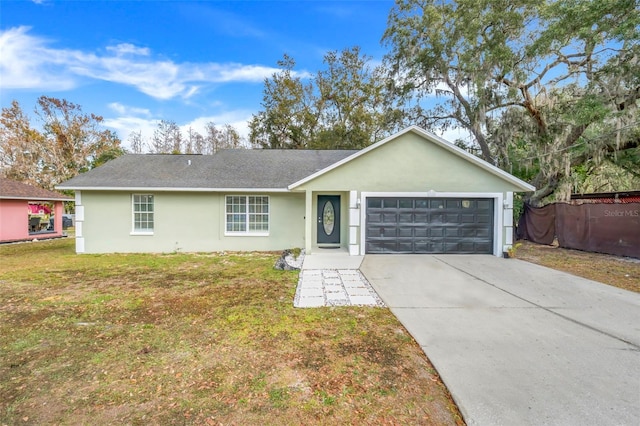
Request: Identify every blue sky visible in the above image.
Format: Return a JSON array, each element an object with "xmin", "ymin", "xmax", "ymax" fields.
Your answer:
[{"xmin": 0, "ymin": 0, "xmax": 396, "ymax": 149}]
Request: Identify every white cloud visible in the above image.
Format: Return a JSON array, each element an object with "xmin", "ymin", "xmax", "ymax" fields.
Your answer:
[
  {"xmin": 107, "ymin": 102, "xmax": 151, "ymax": 117},
  {"xmin": 181, "ymin": 110, "xmax": 253, "ymax": 140},
  {"xmin": 106, "ymin": 43, "xmax": 151, "ymax": 56},
  {"xmin": 431, "ymin": 81, "xmax": 456, "ymax": 96},
  {"xmin": 103, "ymin": 106, "xmax": 253, "ymax": 151},
  {"xmin": 435, "ymin": 126, "xmax": 473, "ymax": 145},
  {"xmin": 0, "ymin": 26, "xmax": 290, "ymax": 100},
  {"xmin": 213, "ymin": 64, "xmax": 285, "ymax": 83},
  {"xmin": 102, "ymin": 115, "xmax": 158, "ymax": 147},
  {"xmin": 0, "ymin": 26, "xmax": 77, "ymax": 90}
]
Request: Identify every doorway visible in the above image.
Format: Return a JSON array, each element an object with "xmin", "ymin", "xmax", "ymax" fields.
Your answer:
[{"xmin": 317, "ymin": 195, "xmax": 340, "ymax": 245}]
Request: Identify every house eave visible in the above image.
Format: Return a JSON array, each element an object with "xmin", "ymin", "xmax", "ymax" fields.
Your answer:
[
  {"xmin": 0, "ymin": 195, "xmax": 73, "ymax": 202},
  {"xmin": 55, "ymin": 186, "xmax": 291, "ymax": 193}
]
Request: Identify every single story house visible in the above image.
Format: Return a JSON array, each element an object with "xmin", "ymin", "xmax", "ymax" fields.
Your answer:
[
  {"xmin": 57, "ymin": 126, "xmax": 535, "ymax": 256},
  {"xmin": 0, "ymin": 178, "xmax": 73, "ymax": 243}
]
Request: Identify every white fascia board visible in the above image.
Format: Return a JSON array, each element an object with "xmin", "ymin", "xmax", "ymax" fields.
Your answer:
[
  {"xmin": 0, "ymin": 195, "xmax": 73, "ymax": 201},
  {"xmin": 54, "ymin": 186, "xmax": 290, "ymax": 193},
  {"xmin": 288, "ymin": 125, "xmax": 536, "ymax": 193}
]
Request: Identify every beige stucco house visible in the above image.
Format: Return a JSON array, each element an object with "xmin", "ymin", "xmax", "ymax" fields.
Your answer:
[{"xmin": 57, "ymin": 126, "xmax": 534, "ymax": 256}]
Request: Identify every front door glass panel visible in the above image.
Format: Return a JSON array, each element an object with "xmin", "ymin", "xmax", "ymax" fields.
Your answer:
[{"xmin": 322, "ymin": 201, "xmax": 335, "ymax": 235}]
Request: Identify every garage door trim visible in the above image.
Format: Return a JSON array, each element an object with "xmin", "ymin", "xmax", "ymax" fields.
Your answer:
[{"xmin": 359, "ymin": 191, "xmax": 503, "ymax": 256}]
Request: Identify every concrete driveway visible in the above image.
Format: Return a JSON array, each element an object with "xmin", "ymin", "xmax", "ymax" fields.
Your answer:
[{"xmin": 360, "ymin": 255, "xmax": 640, "ymax": 426}]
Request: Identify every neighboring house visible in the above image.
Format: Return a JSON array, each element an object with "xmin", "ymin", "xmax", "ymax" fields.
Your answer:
[
  {"xmin": 0, "ymin": 178, "xmax": 73, "ymax": 243},
  {"xmin": 57, "ymin": 126, "xmax": 535, "ymax": 256}
]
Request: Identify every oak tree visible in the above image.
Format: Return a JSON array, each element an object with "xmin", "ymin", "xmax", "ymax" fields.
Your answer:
[
  {"xmin": 0, "ymin": 97, "xmax": 123, "ymax": 190},
  {"xmin": 249, "ymin": 48, "xmax": 405, "ymax": 149},
  {"xmin": 383, "ymin": 0, "xmax": 640, "ymax": 204}
]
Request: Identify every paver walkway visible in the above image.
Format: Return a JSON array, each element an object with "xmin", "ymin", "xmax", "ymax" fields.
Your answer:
[{"xmin": 294, "ymin": 269, "xmax": 384, "ymax": 308}]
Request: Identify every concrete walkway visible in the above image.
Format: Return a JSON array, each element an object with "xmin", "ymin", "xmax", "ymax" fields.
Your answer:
[
  {"xmin": 361, "ymin": 254, "xmax": 640, "ymax": 426},
  {"xmin": 293, "ymin": 251, "xmax": 384, "ymax": 308}
]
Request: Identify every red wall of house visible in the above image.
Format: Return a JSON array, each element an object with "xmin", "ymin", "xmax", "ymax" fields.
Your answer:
[
  {"xmin": 0, "ymin": 199, "xmax": 29, "ymax": 242},
  {"xmin": 53, "ymin": 202, "xmax": 64, "ymax": 236}
]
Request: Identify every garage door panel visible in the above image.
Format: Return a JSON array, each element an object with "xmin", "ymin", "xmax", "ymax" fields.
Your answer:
[
  {"xmin": 432, "ymin": 242, "xmax": 446, "ymax": 252},
  {"xmin": 444, "ymin": 242, "xmax": 461, "ymax": 252},
  {"xmin": 476, "ymin": 242, "xmax": 492, "ymax": 252},
  {"xmin": 398, "ymin": 241, "xmax": 414, "ymax": 252},
  {"xmin": 476, "ymin": 228, "xmax": 490, "ymax": 238},
  {"xmin": 368, "ymin": 199, "xmax": 382, "ymax": 208},
  {"xmin": 477, "ymin": 214, "xmax": 492, "ymax": 223},
  {"xmin": 399, "ymin": 199, "xmax": 413, "ymax": 208},
  {"xmin": 461, "ymin": 228, "xmax": 478, "ymax": 237},
  {"xmin": 414, "ymin": 213, "xmax": 428, "ymax": 222},
  {"xmin": 379, "ymin": 227, "xmax": 397, "ymax": 237},
  {"xmin": 430, "ymin": 227, "xmax": 445, "ymax": 237},
  {"xmin": 448, "ymin": 227, "xmax": 464, "ymax": 237},
  {"xmin": 384, "ymin": 241, "xmax": 401, "ymax": 252},
  {"xmin": 365, "ymin": 197, "xmax": 494, "ymax": 254},
  {"xmin": 398, "ymin": 227, "xmax": 413, "ymax": 237},
  {"xmin": 414, "ymin": 242, "xmax": 428, "ymax": 252},
  {"xmin": 461, "ymin": 214, "xmax": 476, "ymax": 223},
  {"xmin": 415, "ymin": 228, "xmax": 428, "ymax": 238},
  {"xmin": 367, "ymin": 212, "xmax": 382, "ymax": 223},
  {"xmin": 477, "ymin": 199, "xmax": 493, "ymax": 209},
  {"xmin": 458, "ymin": 242, "xmax": 476, "ymax": 252},
  {"xmin": 398, "ymin": 213, "xmax": 413, "ymax": 223},
  {"xmin": 443, "ymin": 212, "xmax": 456, "ymax": 221},
  {"xmin": 368, "ymin": 230, "xmax": 381, "ymax": 239},
  {"xmin": 383, "ymin": 213, "xmax": 397, "ymax": 222},
  {"xmin": 431, "ymin": 213, "xmax": 444, "ymax": 223},
  {"xmin": 369, "ymin": 227, "xmax": 398, "ymax": 237}
]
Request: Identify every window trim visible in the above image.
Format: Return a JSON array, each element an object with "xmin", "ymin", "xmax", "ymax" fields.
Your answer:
[
  {"xmin": 224, "ymin": 195, "xmax": 270, "ymax": 236},
  {"xmin": 131, "ymin": 194, "xmax": 154, "ymax": 235}
]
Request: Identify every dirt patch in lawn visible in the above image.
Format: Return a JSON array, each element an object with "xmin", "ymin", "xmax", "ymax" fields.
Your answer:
[
  {"xmin": 0, "ymin": 238, "xmax": 463, "ymax": 425},
  {"xmin": 515, "ymin": 240, "xmax": 640, "ymax": 293}
]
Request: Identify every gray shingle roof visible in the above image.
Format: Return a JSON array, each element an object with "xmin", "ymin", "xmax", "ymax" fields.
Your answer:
[{"xmin": 57, "ymin": 149, "xmax": 358, "ymax": 190}]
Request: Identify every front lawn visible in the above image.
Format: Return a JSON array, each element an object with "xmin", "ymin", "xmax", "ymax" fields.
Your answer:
[{"xmin": 0, "ymin": 238, "xmax": 463, "ymax": 425}]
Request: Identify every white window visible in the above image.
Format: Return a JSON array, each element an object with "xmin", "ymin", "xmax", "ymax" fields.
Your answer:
[
  {"xmin": 226, "ymin": 195, "xmax": 269, "ymax": 235},
  {"xmin": 132, "ymin": 194, "xmax": 154, "ymax": 233}
]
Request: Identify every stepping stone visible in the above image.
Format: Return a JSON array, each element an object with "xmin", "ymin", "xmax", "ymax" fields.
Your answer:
[
  {"xmin": 295, "ymin": 297, "xmax": 325, "ymax": 308},
  {"xmin": 300, "ymin": 287, "xmax": 324, "ymax": 298},
  {"xmin": 301, "ymin": 277, "xmax": 323, "ymax": 286},
  {"xmin": 348, "ymin": 295, "xmax": 377, "ymax": 305},
  {"xmin": 326, "ymin": 291, "xmax": 348, "ymax": 301},
  {"xmin": 345, "ymin": 287, "xmax": 373, "ymax": 297}
]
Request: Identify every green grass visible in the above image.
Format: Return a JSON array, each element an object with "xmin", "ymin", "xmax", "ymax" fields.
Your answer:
[{"xmin": 0, "ymin": 238, "xmax": 463, "ymax": 425}]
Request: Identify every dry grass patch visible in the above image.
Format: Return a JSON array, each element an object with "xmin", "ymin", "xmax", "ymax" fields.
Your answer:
[
  {"xmin": 0, "ymin": 238, "xmax": 463, "ymax": 425},
  {"xmin": 516, "ymin": 240, "xmax": 640, "ymax": 293}
]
